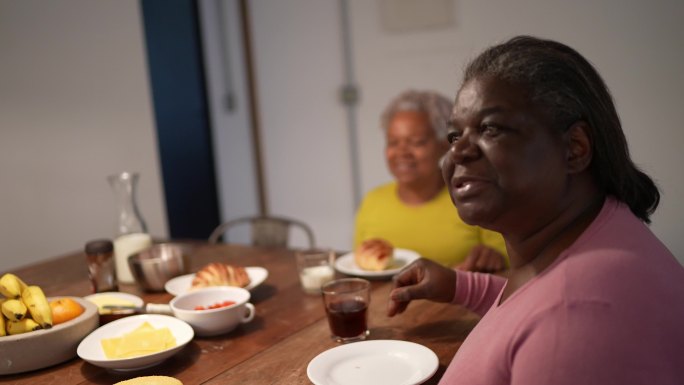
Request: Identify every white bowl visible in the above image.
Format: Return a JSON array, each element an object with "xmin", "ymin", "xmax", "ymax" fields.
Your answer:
[
  {"xmin": 0, "ymin": 296, "xmax": 99, "ymax": 375},
  {"xmin": 169, "ymin": 287, "xmax": 255, "ymax": 337},
  {"xmin": 77, "ymin": 314, "xmax": 193, "ymax": 371}
]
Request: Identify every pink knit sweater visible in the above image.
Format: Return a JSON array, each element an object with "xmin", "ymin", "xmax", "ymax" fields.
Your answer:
[{"xmin": 439, "ymin": 198, "xmax": 684, "ymax": 385}]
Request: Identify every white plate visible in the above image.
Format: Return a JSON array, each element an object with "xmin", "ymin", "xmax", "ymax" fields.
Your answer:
[
  {"xmin": 77, "ymin": 314, "xmax": 194, "ymax": 371},
  {"xmin": 334, "ymin": 249, "xmax": 421, "ymax": 278},
  {"xmin": 164, "ymin": 266, "xmax": 268, "ymax": 296},
  {"xmin": 307, "ymin": 340, "xmax": 438, "ymax": 385}
]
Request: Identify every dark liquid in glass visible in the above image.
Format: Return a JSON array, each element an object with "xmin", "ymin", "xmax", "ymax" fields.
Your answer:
[{"xmin": 325, "ymin": 299, "xmax": 368, "ymax": 338}]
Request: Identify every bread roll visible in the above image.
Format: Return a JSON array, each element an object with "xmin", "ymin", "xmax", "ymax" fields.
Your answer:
[
  {"xmin": 191, "ymin": 263, "xmax": 251, "ymax": 289},
  {"xmin": 114, "ymin": 376, "xmax": 183, "ymax": 385},
  {"xmin": 355, "ymin": 238, "xmax": 394, "ymax": 271}
]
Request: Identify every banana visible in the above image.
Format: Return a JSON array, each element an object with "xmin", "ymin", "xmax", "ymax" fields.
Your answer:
[
  {"xmin": 0, "ymin": 273, "xmax": 28, "ymax": 299},
  {"xmin": 0, "ymin": 313, "xmax": 6, "ymax": 337},
  {"xmin": 1, "ymin": 299, "xmax": 27, "ymax": 321},
  {"xmin": 21, "ymin": 286, "xmax": 52, "ymax": 329},
  {"xmin": 0, "ymin": 299, "xmax": 6, "ymax": 337},
  {"xmin": 6, "ymin": 318, "xmax": 41, "ymax": 335}
]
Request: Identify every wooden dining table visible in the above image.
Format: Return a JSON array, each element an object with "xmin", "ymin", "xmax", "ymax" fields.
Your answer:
[{"xmin": 2, "ymin": 243, "xmax": 481, "ymax": 385}]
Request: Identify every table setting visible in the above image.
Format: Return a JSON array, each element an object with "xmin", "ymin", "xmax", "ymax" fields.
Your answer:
[{"xmin": 0, "ymin": 237, "xmax": 479, "ymax": 384}]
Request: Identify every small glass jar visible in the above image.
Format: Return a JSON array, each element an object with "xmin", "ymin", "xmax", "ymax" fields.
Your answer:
[{"xmin": 85, "ymin": 239, "xmax": 118, "ymax": 293}]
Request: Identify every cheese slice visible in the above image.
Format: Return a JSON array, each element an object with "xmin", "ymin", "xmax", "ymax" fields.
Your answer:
[{"xmin": 101, "ymin": 322, "xmax": 176, "ymax": 359}]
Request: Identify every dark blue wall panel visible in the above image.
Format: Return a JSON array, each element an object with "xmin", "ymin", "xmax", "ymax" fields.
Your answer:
[{"xmin": 140, "ymin": 0, "xmax": 220, "ymax": 239}]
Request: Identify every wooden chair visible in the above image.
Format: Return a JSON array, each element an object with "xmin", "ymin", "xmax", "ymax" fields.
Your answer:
[{"xmin": 208, "ymin": 215, "xmax": 316, "ymax": 248}]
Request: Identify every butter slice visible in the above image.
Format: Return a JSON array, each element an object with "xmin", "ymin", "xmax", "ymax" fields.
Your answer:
[
  {"xmin": 88, "ymin": 295, "xmax": 135, "ymax": 314},
  {"xmin": 101, "ymin": 322, "xmax": 176, "ymax": 359}
]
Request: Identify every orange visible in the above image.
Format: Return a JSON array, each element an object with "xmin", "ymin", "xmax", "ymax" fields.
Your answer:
[{"xmin": 49, "ymin": 298, "xmax": 84, "ymax": 325}]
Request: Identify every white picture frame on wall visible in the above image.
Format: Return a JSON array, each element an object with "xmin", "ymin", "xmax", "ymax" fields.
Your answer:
[{"xmin": 379, "ymin": 0, "xmax": 455, "ymax": 33}]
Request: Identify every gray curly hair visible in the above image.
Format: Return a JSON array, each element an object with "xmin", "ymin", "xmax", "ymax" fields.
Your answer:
[{"xmin": 380, "ymin": 90, "xmax": 453, "ymax": 140}]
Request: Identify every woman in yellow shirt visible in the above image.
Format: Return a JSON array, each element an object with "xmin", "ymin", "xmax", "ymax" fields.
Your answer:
[{"xmin": 354, "ymin": 90, "xmax": 507, "ymax": 270}]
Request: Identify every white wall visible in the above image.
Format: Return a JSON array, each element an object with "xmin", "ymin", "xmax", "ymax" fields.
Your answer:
[
  {"xmin": 0, "ymin": 0, "xmax": 168, "ymax": 272},
  {"xmin": 198, "ymin": 0, "xmax": 259, "ymax": 244},
  {"xmin": 248, "ymin": 0, "xmax": 357, "ymax": 250}
]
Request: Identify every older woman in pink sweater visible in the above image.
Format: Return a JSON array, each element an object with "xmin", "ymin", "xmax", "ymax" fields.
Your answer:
[{"xmin": 388, "ymin": 36, "xmax": 684, "ymax": 385}]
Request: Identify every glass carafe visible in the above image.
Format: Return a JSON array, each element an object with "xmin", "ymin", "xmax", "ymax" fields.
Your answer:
[
  {"xmin": 108, "ymin": 172, "xmax": 151, "ymax": 283},
  {"xmin": 108, "ymin": 171, "xmax": 147, "ymax": 235}
]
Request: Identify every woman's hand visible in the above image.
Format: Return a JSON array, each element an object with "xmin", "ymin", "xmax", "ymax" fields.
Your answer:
[
  {"xmin": 455, "ymin": 245, "xmax": 507, "ymax": 273},
  {"xmin": 387, "ymin": 258, "xmax": 456, "ymax": 317}
]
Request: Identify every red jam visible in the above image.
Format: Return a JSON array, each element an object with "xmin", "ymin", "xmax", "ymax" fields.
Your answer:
[{"xmin": 194, "ymin": 300, "xmax": 236, "ymax": 310}]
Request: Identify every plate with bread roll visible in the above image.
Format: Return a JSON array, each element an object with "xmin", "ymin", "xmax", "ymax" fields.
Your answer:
[
  {"xmin": 164, "ymin": 263, "xmax": 268, "ymax": 296},
  {"xmin": 334, "ymin": 238, "xmax": 420, "ymax": 279}
]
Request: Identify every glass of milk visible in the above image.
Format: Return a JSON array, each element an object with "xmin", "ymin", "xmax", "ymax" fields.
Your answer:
[
  {"xmin": 114, "ymin": 233, "xmax": 152, "ymax": 284},
  {"xmin": 296, "ymin": 249, "xmax": 335, "ymax": 294},
  {"xmin": 107, "ymin": 172, "xmax": 151, "ymax": 284}
]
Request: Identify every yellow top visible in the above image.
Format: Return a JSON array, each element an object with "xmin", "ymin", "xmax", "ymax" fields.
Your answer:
[{"xmin": 354, "ymin": 182, "xmax": 507, "ymax": 267}]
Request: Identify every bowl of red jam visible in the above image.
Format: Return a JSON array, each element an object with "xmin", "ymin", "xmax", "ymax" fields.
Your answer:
[{"xmin": 169, "ymin": 287, "xmax": 254, "ymax": 336}]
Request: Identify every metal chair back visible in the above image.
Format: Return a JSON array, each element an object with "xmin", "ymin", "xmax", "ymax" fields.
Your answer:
[{"xmin": 208, "ymin": 216, "xmax": 316, "ymax": 248}]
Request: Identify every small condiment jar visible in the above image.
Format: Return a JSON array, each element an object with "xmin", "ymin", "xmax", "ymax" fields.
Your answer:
[{"xmin": 85, "ymin": 239, "xmax": 118, "ymax": 293}]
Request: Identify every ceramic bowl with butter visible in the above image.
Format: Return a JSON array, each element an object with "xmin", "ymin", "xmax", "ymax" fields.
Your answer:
[{"xmin": 84, "ymin": 292, "xmax": 144, "ymax": 324}]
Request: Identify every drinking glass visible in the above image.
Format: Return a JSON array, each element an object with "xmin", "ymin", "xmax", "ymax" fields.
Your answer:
[
  {"xmin": 321, "ymin": 278, "xmax": 370, "ymax": 343},
  {"xmin": 295, "ymin": 249, "xmax": 335, "ymax": 294}
]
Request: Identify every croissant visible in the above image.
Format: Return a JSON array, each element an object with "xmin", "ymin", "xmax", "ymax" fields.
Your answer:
[
  {"xmin": 355, "ymin": 238, "xmax": 394, "ymax": 271},
  {"xmin": 191, "ymin": 263, "xmax": 251, "ymax": 289}
]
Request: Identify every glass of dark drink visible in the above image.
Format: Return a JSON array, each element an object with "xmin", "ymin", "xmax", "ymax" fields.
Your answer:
[{"xmin": 321, "ymin": 278, "xmax": 370, "ymax": 343}]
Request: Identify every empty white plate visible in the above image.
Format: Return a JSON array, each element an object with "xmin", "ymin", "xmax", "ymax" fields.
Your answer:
[{"xmin": 307, "ymin": 340, "xmax": 438, "ymax": 385}]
